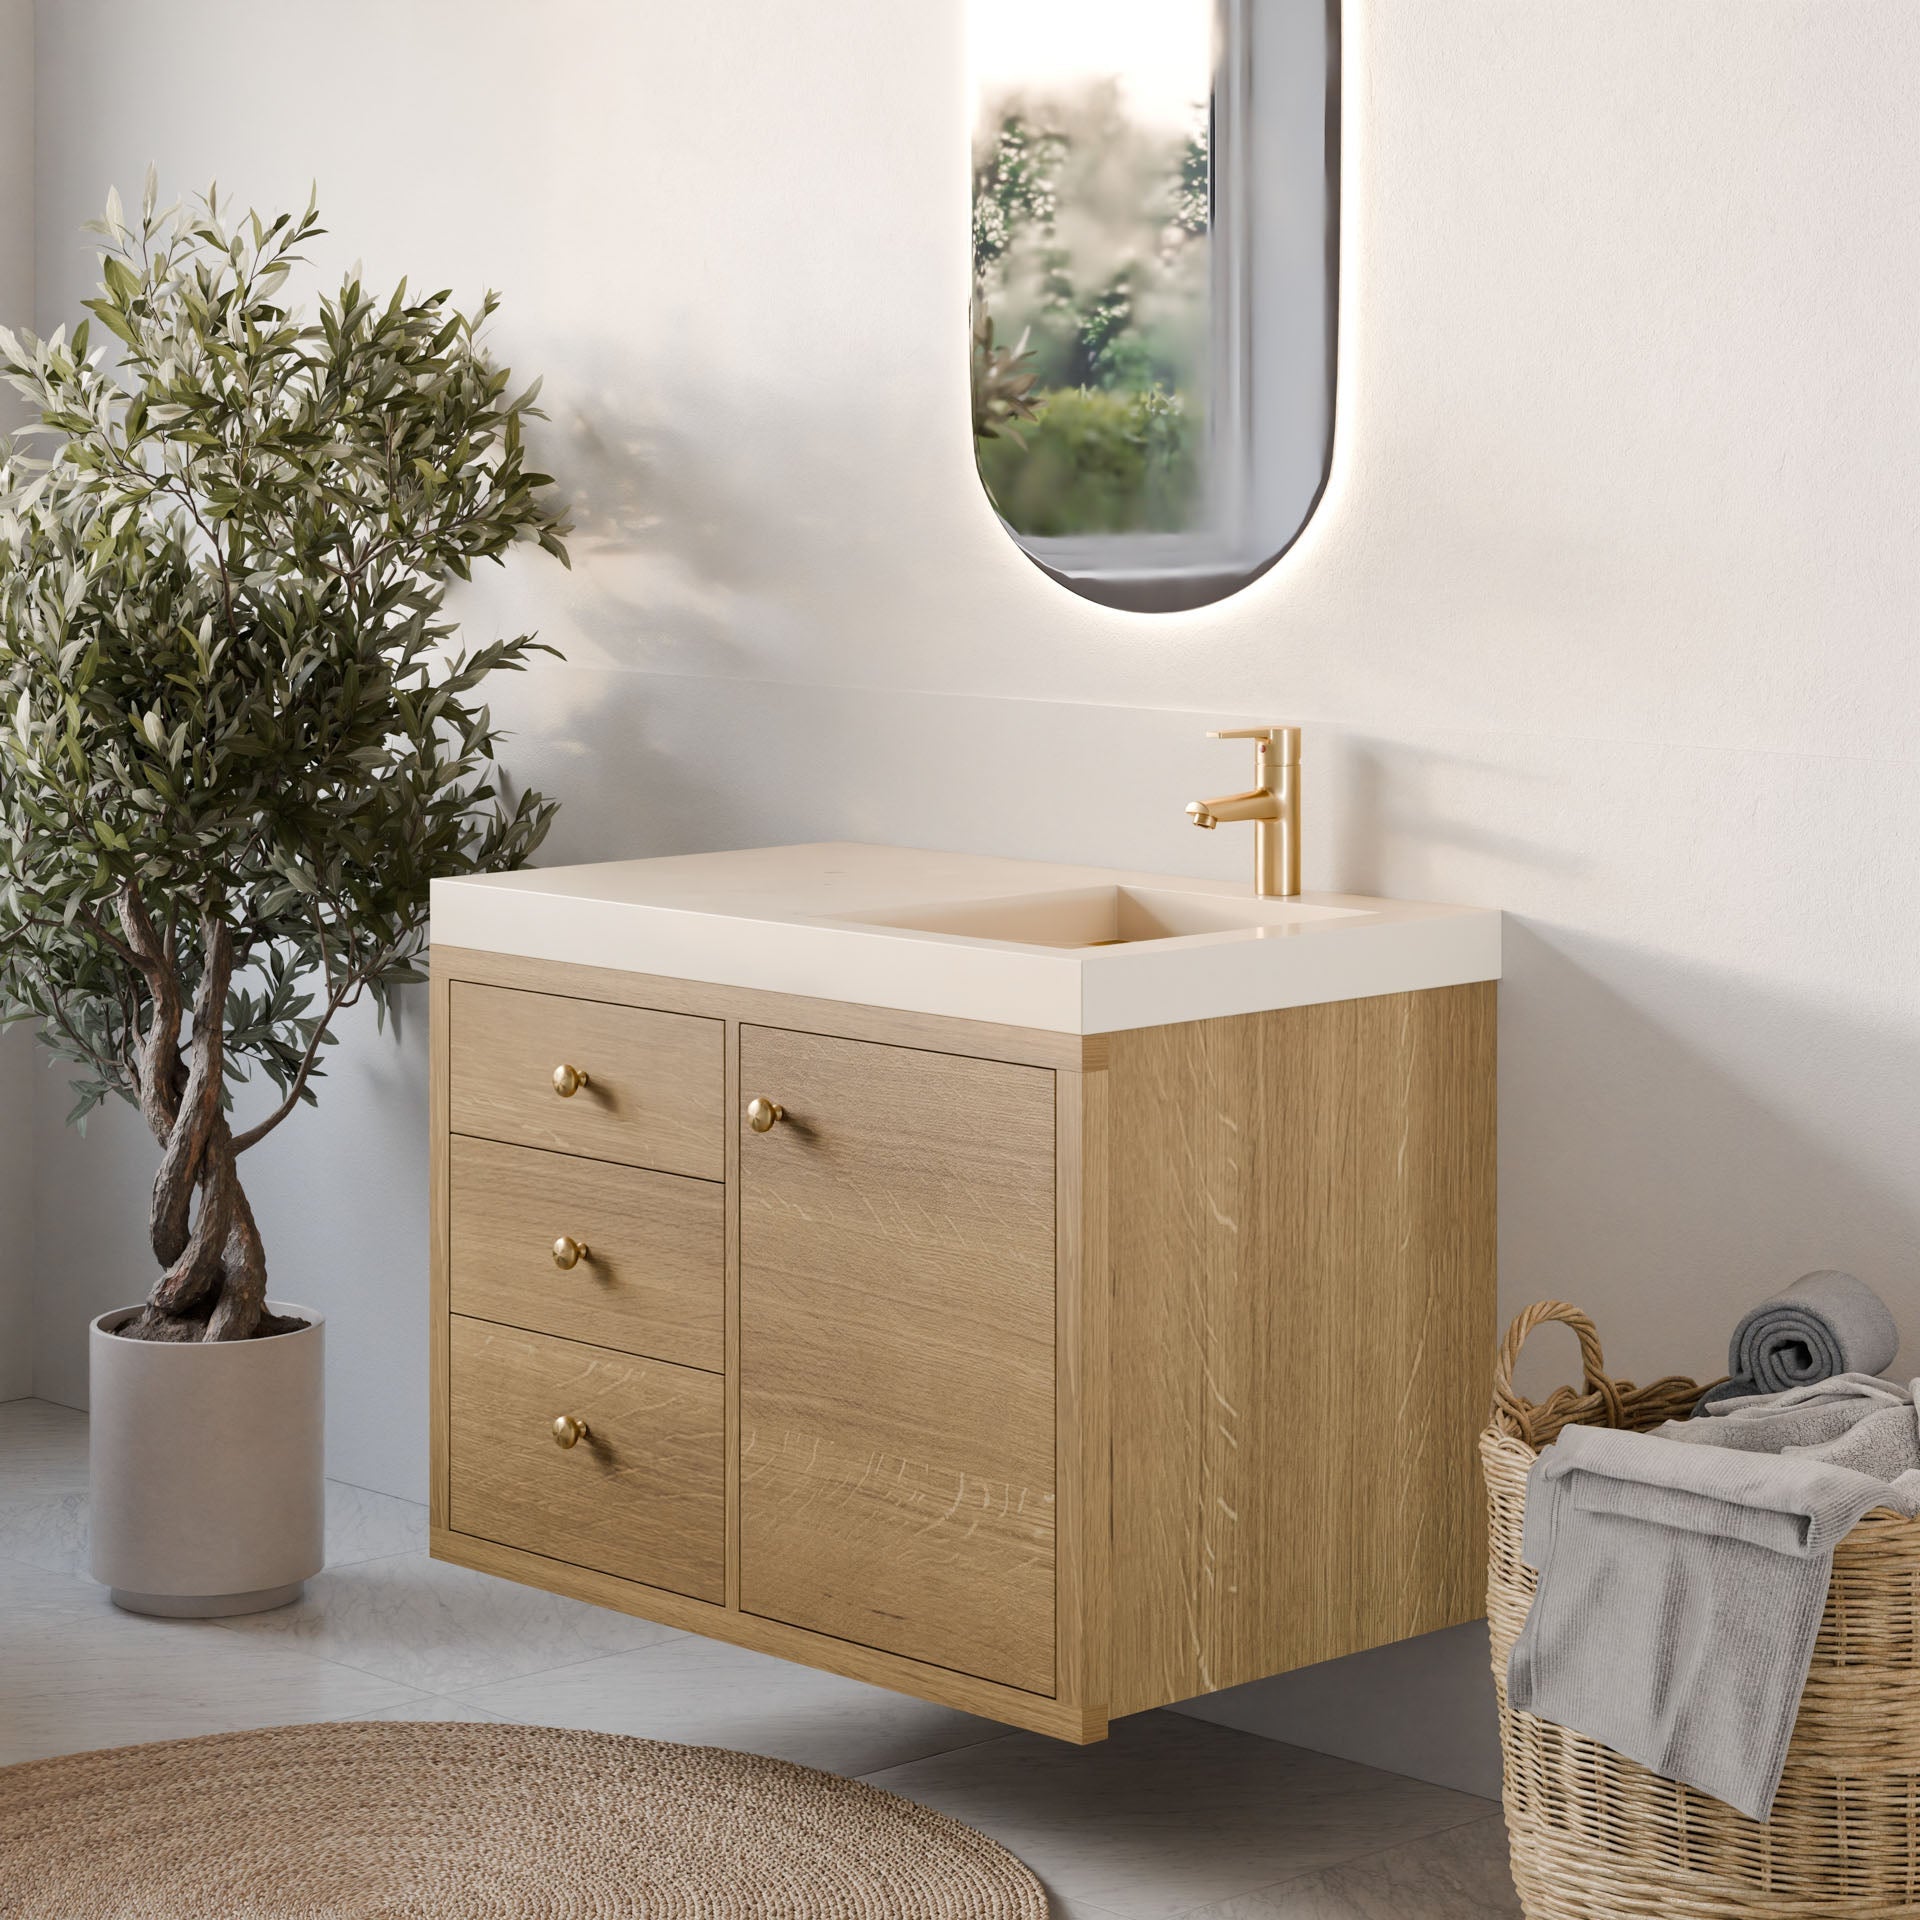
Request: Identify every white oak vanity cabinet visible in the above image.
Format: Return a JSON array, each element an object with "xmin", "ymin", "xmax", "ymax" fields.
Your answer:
[{"xmin": 429, "ymin": 845, "xmax": 1500, "ymax": 1743}]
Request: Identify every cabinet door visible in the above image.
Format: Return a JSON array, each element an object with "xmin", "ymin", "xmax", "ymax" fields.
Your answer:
[{"xmin": 739, "ymin": 1027, "xmax": 1058, "ymax": 1694}]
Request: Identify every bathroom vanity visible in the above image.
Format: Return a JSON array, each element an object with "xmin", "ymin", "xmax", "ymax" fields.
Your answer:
[{"xmin": 428, "ymin": 844, "xmax": 1500, "ymax": 1742}]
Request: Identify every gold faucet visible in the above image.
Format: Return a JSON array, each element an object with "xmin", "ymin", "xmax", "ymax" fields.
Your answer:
[{"xmin": 1186, "ymin": 725, "xmax": 1302, "ymax": 898}]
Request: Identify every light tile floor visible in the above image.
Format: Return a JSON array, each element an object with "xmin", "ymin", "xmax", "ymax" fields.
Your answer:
[{"xmin": 0, "ymin": 1398, "xmax": 1520, "ymax": 1918}]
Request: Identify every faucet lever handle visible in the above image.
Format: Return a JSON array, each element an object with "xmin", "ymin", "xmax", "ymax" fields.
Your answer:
[{"xmin": 1206, "ymin": 724, "xmax": 1300, "ymax": 762}]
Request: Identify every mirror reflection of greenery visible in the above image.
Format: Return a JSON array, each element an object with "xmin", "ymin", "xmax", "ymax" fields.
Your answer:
[
  {"xmin": 971, "ymin": 311, "xmax": 1040, "ymax": 443},
  {"xmin": 971, "ymin": 81, "xmax": 1209, "ymax": 536}
]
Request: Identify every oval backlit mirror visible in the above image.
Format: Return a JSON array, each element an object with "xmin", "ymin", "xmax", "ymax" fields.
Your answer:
[{"xmin": 970, "ymin": 1, "xmax": 1337, "ymax": 613}]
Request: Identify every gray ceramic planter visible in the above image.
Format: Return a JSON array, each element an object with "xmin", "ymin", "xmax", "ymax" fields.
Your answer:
[{"xmin": 88, "ymin": 1301, "xmax": 325, "ymax": 1616}]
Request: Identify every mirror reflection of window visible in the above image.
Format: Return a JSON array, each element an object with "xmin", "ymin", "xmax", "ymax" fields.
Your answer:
[{"xmin": 969, "ymin": 0, "xmax": 1336, "ymax": 613}]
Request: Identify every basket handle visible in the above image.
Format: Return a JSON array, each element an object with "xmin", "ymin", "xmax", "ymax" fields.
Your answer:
[{"xmin": 1492, "ymin": 1301, "xmax": 1626, "ymax": 1432}]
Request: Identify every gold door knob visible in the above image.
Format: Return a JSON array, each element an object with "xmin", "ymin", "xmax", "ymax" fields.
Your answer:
[
  {"xmin": 746, "ymin": 1096, "xmax": 786, "ymax": 1133},
  {"xmin": 552, "ymin": 1063, "xmax": 590, "ymax": 1098},
  {"xmin": 551, "ymin": 1413, "xmax": 591, "ymax": 1449},
  {"xmin": 551, "ymin": 1235, "xmax": 590, "ymax": 1270}
]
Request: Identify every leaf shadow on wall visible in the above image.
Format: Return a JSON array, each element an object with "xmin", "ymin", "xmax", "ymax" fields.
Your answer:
[
  {"xmin": 448, "ymin": 357, "xmax": 797, "ymax": 862},
  {"xmin": 482, "ymin": 341, "xmax": 1041, "ymax": 867},
  {"xmin": 544, "ymin": 377, "xmax": 768, "ymax": 682},
  {"xmin": 1498, "ymin": 920, "xmax": 1920, "ymax": 1401},
  {"xmin": 528, "ymin": 344, "xmax": 953, "ymax": 689}
]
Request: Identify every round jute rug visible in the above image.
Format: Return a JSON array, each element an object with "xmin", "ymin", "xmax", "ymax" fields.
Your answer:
[{"xmin": 0, "ymin": 1720, "xmax": 1050, "ymax": 1918}]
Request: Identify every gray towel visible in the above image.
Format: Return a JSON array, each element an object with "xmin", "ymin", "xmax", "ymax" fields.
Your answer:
[
  {"xmin": 1697, "ymin": 1270, "xmax": 1899, "ymax": 1410},
  {"xmin": 1509, "ymin": 1423, "xmax": 1920, "ymax": 1820},
  {"xmin": 1662, "ymin": 1374, "xmax": 1920, "ymax": 1480}
]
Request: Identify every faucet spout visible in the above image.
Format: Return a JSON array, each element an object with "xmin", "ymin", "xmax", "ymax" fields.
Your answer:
[
  {"xmin": 1185, "ymin": 727, "xmax": 1302, "ymax": 898},
  {"xmin": 1188, "ymin": 787, "xmax": 1279, "ymax": 827}
]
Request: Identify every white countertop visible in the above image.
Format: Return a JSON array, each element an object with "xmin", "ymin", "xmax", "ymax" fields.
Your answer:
[{"xmin": 430, "ymin": 843, "xmax": 1502, "ymax": 1035}]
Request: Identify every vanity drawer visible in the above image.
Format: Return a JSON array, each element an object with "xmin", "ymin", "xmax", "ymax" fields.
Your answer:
[
  {"xmin": 449, "ymin": 982, "xmax": 723, "ymax": 1181},
  {"xmin": 447, "ymin": 1317, "xmax": 724, "ymax": 1603},
  {"xmin": 449, "ymin": 1137, "xmax": 724, "ymax": 1372}
]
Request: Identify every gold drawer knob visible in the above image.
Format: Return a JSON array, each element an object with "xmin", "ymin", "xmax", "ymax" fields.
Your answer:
[
  {"xmin": 552, "ymin": 1063, "xmax": 590, "ymax": 1098},
  {"xmin": 746, "ymin": 1096, "xmax": 786, "ymax": 1133},
  {"xmin": 551, "ymin": 1235, "xmax": 590, "ymax": 1271},
  {"xmin": 551, "ymin": 1413, "xmax": 591, "ymax": 1449}
]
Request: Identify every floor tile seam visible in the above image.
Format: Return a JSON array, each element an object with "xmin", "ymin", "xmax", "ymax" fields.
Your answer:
[
  {"xmin": 853, "ymin": 1727, "xmax": 1027, "ymax": 1785},
  {"xmin": 195, "ymin": 1542, "xmax": 472, "ymax": 1591},
  {"xmin": 0, "ymin": 1550, "xmax": 128, "ymax": 1610},
  {"xmin": 0, "ymin": 1489, "xmax": 90, "ymax": 1518},
  {"xmin": 448, "ymin": 1625, "xmax": 709, "ymax": 1697},
  {"xmin": 210, "ymin": 1608, "xmax": 704, "ymax": 1702},
  {"xmin": 3, "ymin": 1510, "xmax": 409, "ymax": 1579},
  {"xmin": 153, "ymin": 1631, "xmax": 437, "ymax": 1705},
  {"xmin": 0, "ymin": 1485, "xmax": 89, "ymax": 1508},
  {"xmin": 188, "ymin": 1632, "xmax": 608, "ymax": 1701},
  {"xmin": 0, "ymin": 1608, "xmax": 429, "ymax": 1711},
  {"xmin": 394, "ymin": 1692, "xmax": 542, "ymax": 1725},
  {"xmin": 262, "ymin": 1649, "xmax": 455, "ymax": 1702},
  {"xmin": 1178, "ymin": 1731, "xmax": 1497, "ymax": 1799},
  {"xmin": 323, "ymin": 1475, "xmax": 428, "ymax": 1512},
  {"xmin": 1, "ymin": 1546, "xmax": 93, "ymax": 1583},
  {"xmin": 824, "ymin": 1722, "xmax": 1014, "ymax": 1781},
  {"xmin": 188, "ymin": 1598, "xmax": 503, "ymax": 1697},
  {"xmin": 998, "ymin": 1796, "xmax": 1505, "ymax": 1920},
  {"xmin": 1158, "ymin": 1809, "xmax": 1511, "ymax": 1918},
  {"xmin": 320, "ymin": 1539, "xmax": 432, "ymax": 1572},
  {"xmin": 0, "ymin": 1397, "xmax": 86, "ymax": 1421},
  {"xmin": 0, "ymin": 1465, "xmax": 424, "ymax": 1513},
  {"xmin": 191, "ymin": 1545, "xmax": 429, "ymax": 1662}
]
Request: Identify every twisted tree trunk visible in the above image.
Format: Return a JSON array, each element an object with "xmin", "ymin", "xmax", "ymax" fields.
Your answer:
[{"xmin": 114, "ymin": 894, "xmax": 296, "ymax": 1344}]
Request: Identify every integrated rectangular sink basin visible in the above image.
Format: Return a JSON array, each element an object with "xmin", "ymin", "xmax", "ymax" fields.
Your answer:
[
  {"xmin": 832, "ymin": 885, "xmax": 1367, "ymax": 950},
  {"xmin": 431, "ymin": 842, "xmax": 1503, "ymax": 1035}
]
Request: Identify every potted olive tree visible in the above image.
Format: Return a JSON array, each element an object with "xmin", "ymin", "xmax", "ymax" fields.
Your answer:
[{"xmin": 0, "ymin": 181, "xmax": 569, "ymax": 1615}]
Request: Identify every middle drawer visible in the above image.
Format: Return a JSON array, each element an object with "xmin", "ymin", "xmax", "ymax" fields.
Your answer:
[{"xmin": 449, "ymin": 1136, "xmax": 724, "ymax": 1372}]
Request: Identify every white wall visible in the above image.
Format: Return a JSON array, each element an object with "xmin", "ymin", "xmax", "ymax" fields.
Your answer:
[
  {"xmin": 0, "ymin": 0, "xmax": 32, "ymax": 1400},
  {"xmin": 0, "ymin": 1021, "xmax": 31, "ymax": 1400},
  {"xmin": 0, "ymin": 0, "xmax": 29, "ymax": 383},
  {"xmin": 28, "ymin": 0, "xmax": 1920, "ymax": 1792}
]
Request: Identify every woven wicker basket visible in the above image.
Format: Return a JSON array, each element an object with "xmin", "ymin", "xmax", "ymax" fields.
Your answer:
[{"xmin": 1484, "ymin": 1300, "xmax": 1920, "ymax": 1918}]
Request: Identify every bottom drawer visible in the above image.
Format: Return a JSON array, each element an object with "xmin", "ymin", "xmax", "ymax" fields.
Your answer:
[{"xmin": 448, "ymin": 1317, "xmax": 724, "ymax": 1603}]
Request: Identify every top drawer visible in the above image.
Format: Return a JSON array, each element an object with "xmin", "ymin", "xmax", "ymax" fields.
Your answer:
[{"xmin": 449, "ymin": 982, "xmax": 724, "ymax": 1181}]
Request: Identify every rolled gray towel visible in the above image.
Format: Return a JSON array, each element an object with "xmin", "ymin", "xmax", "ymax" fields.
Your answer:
[{"xmin": 1696, "ymin": 1270, "xmax": 1899, "ymax": 1412}]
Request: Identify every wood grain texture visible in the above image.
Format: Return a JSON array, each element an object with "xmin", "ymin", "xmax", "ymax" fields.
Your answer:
[
  {"xmin": 431, "ymin": 947, "xmax": 1498, "ymax": 1739},
  {"xmin": 723, "ymin": 1017, "xmax": 744, "ymax": 1612},
  {"xmin": 1054, "ymin": 1068, "xmax": 1111, "ymax": 1717},
  {"xmin": 429, "ymin": 969, "xmax": 454, "ymax": 1534},
  {"xmin": 448, "ymin": 1316, "xmax": 725, "ymax": 1603},
  {"xmin": 737, "ymin": 1026, "xmax": 1059, "ymax": 1695},
  {"xmin": 449, "ymin": 981, "xmax": 724, "ymax": 1180},
  {"xmin": 433, "ymin": 945, "xmax": 1093, "ymax": 1070},
  {"xmin": 449, "ymin": 1137, "xmax": 724, "ymax": 1371},
  {"xmin": 433, "ymin": 1525, "xmax": 1108, "ymax": 1743},
  {"xmin": 1103, "ymin": 982, "xmax": 1497, "ymax": 1716}
]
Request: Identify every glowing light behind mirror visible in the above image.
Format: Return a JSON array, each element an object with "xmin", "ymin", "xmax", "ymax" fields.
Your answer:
[
  {"xmin": 969, "ymin": 0, "xmax": 1337, "ymax": 615},
  {"xmin": 971, "ymin": 0, "xmax": 1211, "ymax": 137}
]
